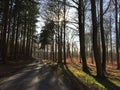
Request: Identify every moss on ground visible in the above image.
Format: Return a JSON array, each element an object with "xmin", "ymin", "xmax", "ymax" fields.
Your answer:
[{"xmin": 65, "ymin": 65, "xmax": 120, "ymax": 90}]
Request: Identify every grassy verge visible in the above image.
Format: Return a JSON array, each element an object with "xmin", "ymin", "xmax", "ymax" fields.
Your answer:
[
  {"xmin": 42, "ymin": 59, "xmax": 120, "ymax": 90},
  {"xmin": 64, "ymin": 64, "xmax": 120, "ymax": 90}
]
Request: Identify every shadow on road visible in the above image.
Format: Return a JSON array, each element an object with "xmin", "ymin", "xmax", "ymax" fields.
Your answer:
[
  {"xmin": 60, "ymin": 65, "xmax": 89, "ymax": 90},
  {"xmin": 0, "ymin": 61, "xmax": 72, "ymax": 90}
]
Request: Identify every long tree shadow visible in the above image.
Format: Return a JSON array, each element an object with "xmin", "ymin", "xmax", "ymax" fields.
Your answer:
[
  {"xmin": 94, "ymin": 76, "xmax": 120, "ymax": 90},
  {"xmin": 68, "ymin": 58, "xmax": 92, "ymax": 74},
  {"xmin": 62, "ymin": 64, "xmax": 120, "ymax": 90},
  {"xmin": 36, "ymin": 64, "xmax": 73, "ymax": 90},
  {"xmin": 60, "ymin": 64, "xmax": 90, "ymax": 90},
  {"xmin": 0, "ymin": 61, "xmax": 49, "ymax": 90},
  {"xmin": 0, "ymin": 61, "xmax": 73, "ymax": 90},
  {"xmin": 66, "ymin": 59, "xmax": 120, "ymax": 90}
]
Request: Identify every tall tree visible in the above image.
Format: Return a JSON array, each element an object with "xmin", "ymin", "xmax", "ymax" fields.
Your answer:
[
  {"xmin": 115, "ymin": 0, "xmax": 120, "ymax": 69},
  {"xmin": 63, "ymin": 0, "xmax": 66, "ymax": 65},
  {"xmin": 0, "ymin": 0, "xmax": 39, "ymax": 62},
  {"xmin": 100, "ymin": 0, "xmax": 107, "ymax": 73},
  {"xmin": 90, "ymin": 0, "xmax": 104, "ymax": 77},
  {"xmin": 57, "ymin": 0, "xmax": 62, "ymax": 64},
  {"xmin": 110, "ymin": 15, "xmax": 113, "ymax": 64},
  {"xmin": 79, "ymin": 0, "xmax": 89, "ymax": 73},
  {"xmin": 1, "ymin": 0, "xmax": 10, "ymax": 63}
]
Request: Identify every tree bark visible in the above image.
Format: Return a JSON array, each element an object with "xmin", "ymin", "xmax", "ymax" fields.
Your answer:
[
  {"xmin": 63, "ymin": 0, "xmax": 66, "ymax": 65},
  {"xmin": 110, "ymin": 15, "xmax": 113, "ymax": 64},
  {"xmin": 57, "ymin": 1, "xmax": 62, "ymax": 64},
  {"xmin": 1, "ymin": 0, "xmax": 10, "ymax": 63},
  {"xmin": 100, "ymin": 0, "xmax": 106, "ymax": 74},
  {"xmin": 90, "ymin": 0, "xmax": 103, "ymax": 77},
  {"xmin": 115, "ymin": 0, "xmax": 120, "ymax": 69},
  {"xmin": 79, "ymin": 0, "xmax": 89, "ymax": 73}
]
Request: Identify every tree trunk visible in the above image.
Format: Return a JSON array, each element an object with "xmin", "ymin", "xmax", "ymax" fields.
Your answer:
[
  {"xmin": 6, "ymin": 0, "xmax": 13, "ymax": 58},
  {"xmin": 110, "ymin": 15, "xmax": 113, "ymax": 64},
  {"xmin": 14, "ymin": 15, "xmax": 19, "ymax": 59},
  {"xmin": 79, "ymin": 0, "xmax": 89, "ymax": 73},
  {"xmin": 63, "ymin": 0, "xmax": 66, "ymax": 65},
  {"xmin": 100, "ymin": 0, "xmax": 106, "ymax": 74},
  {"xmin": 57, "ymin": 1, "xmax": 62, "ymax": 64},
  {"xmin": 22, "ymin": 12, "xmax": 27, "ymax": 56},
  {"xmin": 90, "ymin": 0, "xmax": 103, "ymax": 77},
  {"xmin": 1, "ymin": 0, "xmax": 10, "ymax": 63},
  {"xmin": 10, "ymin": 16, "xmax": 16, "ymax": 60},
  {"xmin": 115, "ymin": 0, "xmax": 120, "ymax": 69}
]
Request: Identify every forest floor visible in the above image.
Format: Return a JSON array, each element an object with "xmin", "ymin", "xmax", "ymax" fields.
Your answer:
[
  {"xmin": 0, "ymin": 59, "xmax": 83, "ymax": 90},
  {"xmin": 0, "ymin": 58, "xmax": 120, "ymax": 90},
  {"xmin": 64, "ymin": 58, "xmax": 120, "ymax": 90}
]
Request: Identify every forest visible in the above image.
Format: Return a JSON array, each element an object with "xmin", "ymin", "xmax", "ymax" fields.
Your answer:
[{"xmin": 0, "ymin": 0, "xmax": 120, "ymax": 90}]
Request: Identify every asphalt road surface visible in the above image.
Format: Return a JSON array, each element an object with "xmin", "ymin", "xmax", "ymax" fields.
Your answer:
[{"xmin": 0, "ymin": 60, "xmax": 72, "ymax": 90}]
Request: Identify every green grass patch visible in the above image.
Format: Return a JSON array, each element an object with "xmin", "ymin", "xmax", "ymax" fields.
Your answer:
[
  {"xmin": 109, "ymin": 78, "xmax": 120, "ymax": 87},
  {"xmin": 65, "ymin": 65, "xmax": 120, "ymax": 90},
  {"xmin": 68, "ymin": 66, "xmax": 106, "ymax": 89}
]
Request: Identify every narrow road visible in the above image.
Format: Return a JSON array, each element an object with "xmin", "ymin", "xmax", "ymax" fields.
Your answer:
[{"xmin": 0, "ymin": 60, "xmax": 72, "ymax": 90}]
